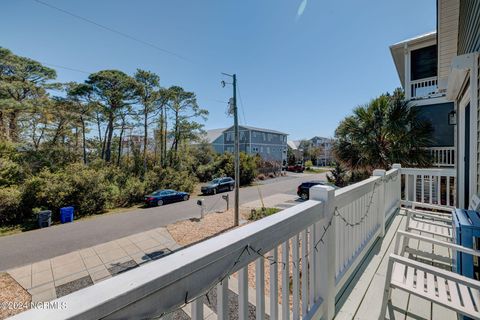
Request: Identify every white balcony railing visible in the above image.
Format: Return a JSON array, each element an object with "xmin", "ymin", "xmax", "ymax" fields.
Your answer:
[
  {"xmin": 400, "ymin": 167, "xmax": 456, "ymax": 208},
  {"xmin": 11, "ymin": 165, "xmax": 456, "ymax": 320},
  {"xmin": 409, "ymin": 76, "xmax": 439, "ymax": 99},
  {"xmin": 428, "ymin": 146, "xmax": 455, "ymax": 167}
]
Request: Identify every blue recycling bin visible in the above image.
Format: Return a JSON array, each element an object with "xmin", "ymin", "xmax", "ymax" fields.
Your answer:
[
  {"xmin": 452, "ymin": 208, "xmax": 480, "ymax": 280},
  {"xmin": 60, "ymin": 206, "xmax": 74, "ymax": 223}
]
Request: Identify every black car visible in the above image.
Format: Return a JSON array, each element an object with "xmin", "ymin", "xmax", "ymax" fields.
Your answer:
[
  {"xmin": 144, "ymin": 189, "xmax": 190, "ymax": 206},
  {"xmin": 201, "ymin": 177, "xmax": 235, "ymax": 195},
  {"xmin": 297, "ymin": 181, "xmax": 331, "ymax": 200}
]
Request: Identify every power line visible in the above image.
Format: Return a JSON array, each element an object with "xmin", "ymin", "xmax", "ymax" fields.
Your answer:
[
  {"xmin": 41, "ymin": 62, "xmax": 91, "ymax": 75},
  {"xmin": 237, "ymin": 83, "xmax": 247, "ymax": 125},
  {"xmin": 33, "ymin": 0, "xmax": 190, "ymax": 63}
]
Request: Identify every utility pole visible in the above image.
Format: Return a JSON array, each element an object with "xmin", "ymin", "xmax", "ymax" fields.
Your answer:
[{"xmin": 222, "ymin": 73, "xmax": 240, "ymax": 226}]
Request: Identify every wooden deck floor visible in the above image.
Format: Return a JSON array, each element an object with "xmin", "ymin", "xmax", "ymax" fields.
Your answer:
[{"xmin": 334, "ymin": 210, "xmax": 457, "ymax": 320}]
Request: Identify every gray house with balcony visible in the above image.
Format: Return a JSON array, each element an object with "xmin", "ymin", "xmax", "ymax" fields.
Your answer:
[{"xmin": 205, "ymin": 126, "xmax": 288, "ymax": 164}]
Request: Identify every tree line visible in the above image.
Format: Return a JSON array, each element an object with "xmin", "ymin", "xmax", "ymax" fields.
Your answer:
[
  {"xmin": 0, "ymin": 47, "xmax": 259, "ymax": 227},
  {"xmin": 0, "ymin": 47, "xmax": 208, "ymax": 170}
]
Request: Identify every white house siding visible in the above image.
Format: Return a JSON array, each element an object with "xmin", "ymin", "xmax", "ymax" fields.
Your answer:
[
  {"xmin": 477, "ymin": 54, "xmax": 480, "ymax": 194},
  {"xmin": 438, "ymin": 0, "xmax": 459, "ymax": 85}
]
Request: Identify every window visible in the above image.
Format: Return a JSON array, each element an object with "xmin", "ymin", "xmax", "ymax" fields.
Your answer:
[
  {"xmin": 411, "ymin": 45, "xmax": 437, "ymax": 80},
  {"xmin": 266, "ymin": 147, "xmax": 270, "ymax": 154},
  {"xmin": 252, "ymin": 147, "xmax": 259, "ymax": 152}
]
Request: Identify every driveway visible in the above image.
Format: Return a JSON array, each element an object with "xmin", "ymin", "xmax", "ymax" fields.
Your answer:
[{"xmin": 0, "ymin": 172, "xmax": 327, "ymax": 271}]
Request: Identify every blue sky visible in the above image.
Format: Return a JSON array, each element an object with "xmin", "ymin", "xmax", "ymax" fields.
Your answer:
[{"xmin": 1, "ymin": 0, "xmax": 436, "ymax": 140}]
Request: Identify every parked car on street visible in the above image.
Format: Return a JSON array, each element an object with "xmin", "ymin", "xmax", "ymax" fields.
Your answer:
[
  {"xmin": 297, "ymin": 180, "xmax": 334, "ymax": 200},
  {"xmin": 201, "ymin": 177, "xmax": 235, "ymax": 195},
  {"xmin": 287, "ymin": 162, "xmax": 305, "ymax": 173},
  {"xmin": 144, "ymin": 189, "xmax": 190, "ymax": 206}
]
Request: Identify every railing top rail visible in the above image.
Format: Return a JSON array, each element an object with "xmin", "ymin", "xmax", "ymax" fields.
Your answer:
[
  {"xmin": 427, "ymin": 146, "xmax": 455, "ymax": 150},
  {"xmin": 385, "ymin": 168, "xmax": 400, "ymax": 177},
  {"xmin": 400, "ymin": 167, "xmax": 456, "ymax": 176},
  {"xmin": 11, "ymin": 200, "xmax": 325, "ymax": 320},
  {"xmin": 410, "ymin": 76, "xmax": 438, "ymax": 83},
  {"xmin": 334, "ymin": 175, "xmax": 381, "ymax": 209}
]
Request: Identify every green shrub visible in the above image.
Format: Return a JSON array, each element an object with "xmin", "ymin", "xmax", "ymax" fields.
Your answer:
[
  {"xmin": 144, "ymin": 166, "xmax": 197, "ymax": 194},
  {"xmin": 305, "ymin": 160, "xmax": 313, "ymax": 169},
  {"xmin": 0, "ymin": 186, "xmax": 23, "ymax": 225},
  {"xmin": 22, "ymin": 164, "xmax": 111, "ymax": 219},
  {"xmin": 118, "ymin": 176, "xmax": 145, "ymax": 206},
  {"xmin": 64, "ymin": 164, "xmax": 110, "ymax": 215},
  {"xmin": 0, "ymin": 158, "xmax": 25, "ymax": 187},
  {"xmin": 248, "ymin": 207, "xmax": 281, "ymax": 221}
]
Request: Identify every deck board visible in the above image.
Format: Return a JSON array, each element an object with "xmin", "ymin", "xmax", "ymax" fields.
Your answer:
[{"xmin": 335, "ymin": 209, "xmax": 457, "ymax": 320}]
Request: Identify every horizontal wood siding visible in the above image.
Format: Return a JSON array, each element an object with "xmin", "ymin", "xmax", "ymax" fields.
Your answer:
[
  {"xmin": 458, "ymin": 0, "xmax": 480, "ymax": 54},
  {"xmin": 438, "ymin": 0, "xmax": 459, "ymax": 80}
]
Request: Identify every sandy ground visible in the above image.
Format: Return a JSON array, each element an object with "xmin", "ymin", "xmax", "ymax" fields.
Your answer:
[
  {"xmin": 167, "ymin": 208, "xmax": 251, "ymax": 247},
  {"xmin": 0, "ymin": 273, "xmax": 31, "ymax": 319}
]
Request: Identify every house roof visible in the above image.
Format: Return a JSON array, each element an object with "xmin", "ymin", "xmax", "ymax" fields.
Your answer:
[
  {"xmin": 287, "ymin": 140, "xmax": 301, "ymax": 150},
  {"xmin": 389, "ymin": 31, "xmax": 437, "ymax": 87},
  {"xmin": 204, "ymin": 128, "xmax": 226, "ymax": 143},
  {"xmin": 224, "ymin": 125, "xmax": 288, "ymax": 136}
]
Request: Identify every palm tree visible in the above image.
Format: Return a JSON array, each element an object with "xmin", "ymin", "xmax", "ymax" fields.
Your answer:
[{"xmin": 333, "ymin": 89, "xmax": 433, "ymax": 174}]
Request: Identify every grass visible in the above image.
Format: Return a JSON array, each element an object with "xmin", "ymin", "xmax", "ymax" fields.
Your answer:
[
  {"xmin": 305, "ymin": 167, "xmax": 330, "ymax": 173},
  {"xmin": 248, "ymin": 207, "xmax": 281, "ymax": 221},
  {"xmin": 0, "ymin": 220, "xmax": 38, "ymax": 237}
]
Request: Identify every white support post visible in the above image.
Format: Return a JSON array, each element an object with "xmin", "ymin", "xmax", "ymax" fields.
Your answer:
[
  {"xmin": 310, "ymin": 185, "xmax": 336, "ymax": 320},
  {"xmin": 392, "ymin": 164, "xmax": 402, "ymax": 210},
  {"xmin": 373, "ymin": 169, "xmax": 386, "ymax": 238},
  {"xmin": 217, "ymin": 279, "xmax": 229, "ymax": 320},
  {"xmin": 191, "ymin": 297, "xmax": 204, "ymax": 320}
]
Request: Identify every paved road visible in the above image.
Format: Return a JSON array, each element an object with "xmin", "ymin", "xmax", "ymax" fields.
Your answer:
[{"xmin": 0, "ymin": 172, "xmax": 327, "ymax": 271}]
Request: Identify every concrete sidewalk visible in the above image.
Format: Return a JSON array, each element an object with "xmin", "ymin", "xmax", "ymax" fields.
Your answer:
[{"xmin": 6, "ymin": 227, "xmax": 179, "ymax": 303}]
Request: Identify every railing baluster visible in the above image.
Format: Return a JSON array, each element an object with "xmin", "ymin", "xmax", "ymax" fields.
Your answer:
[
  {"xmin": 308, "ymin": 225, "xmax": 315, "ymax": 307},
  {"xmin": 238, "ymin": 267, "xmax": 248, "ymax": 320},
  {"xmin": 282, "ymin": 240, "xmax": 290, "ymax": 320},
  {"xmin": 301, "ymin": 230, "xmax": 308, "ymax": 316},
  {"xmin": 437, "ymin": 175, "xmax": 441, "ymax": 205},
  {"xmin": 429, "ymin": 175, "xmax": 433, "ymax": 204},
  {"xmin": 191, "ymin": 297, "xmax": 204, "ymax": 320},
  {"xmin": 405, "ymin": 173, "xmax": 409, "ymax": 202},
  {"xmin": 414, "ymin": 174, "xmax": 417, "ymax": 202},
  {"xmin": 216, "ymin": 279, "xmax": 229, "ymax": 320},
  {"xmin": 446, "ymin": 176, "xmax": 450, "ymax": 206},
  {"xmin": 292, "ymin": 235, "xmax": 300, "ymax": 320},
  {"xmin": 421, "ymin": 175, "xmax": 425, "ymax": 203},
  {"xmin": 255, "ymin": 258, "xmax": 265, "ymax": 320},
  {"xmin": 269, "ymin": 247, "xmax": 278, "ymax": 320}
]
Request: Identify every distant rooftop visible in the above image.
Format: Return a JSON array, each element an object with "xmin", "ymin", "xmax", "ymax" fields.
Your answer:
[
  {"xmin": 204, "ymin": 128, "xmax": 226, "ymax": 143},
  {"xmin": 223, "ymin": 125, "xmax": 288, "ymax": 136},
  {"xmin": 287, "ymin": 140, "xmax": 301, "ymax": 150}
]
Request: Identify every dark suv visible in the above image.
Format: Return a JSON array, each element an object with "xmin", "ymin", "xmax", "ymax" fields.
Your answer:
[
  {"xmin": 201, "ymin": 177, "xmax": 235, "ymax": 195},
  {"xmin": 297, "ymin": 180, "xmax": 329, "ymax": 200}
]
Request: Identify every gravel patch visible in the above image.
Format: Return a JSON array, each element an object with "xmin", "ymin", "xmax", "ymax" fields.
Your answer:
[
  {"xmin": 55, "ymin": 275, "xmax": 93, "ymax": 298},
  {"xmin": 107, "ymin": 260, "xmax": 138, "ymax": 276}
]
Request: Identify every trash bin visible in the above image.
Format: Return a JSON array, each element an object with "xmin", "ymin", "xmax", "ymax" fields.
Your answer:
[
  {"xmin": 38, "ymin": 210, "xmax": 52, "ymax": 228},
  {"xmin": 60, "ymin": 206, "xmax": 74, "ymax": 223}
]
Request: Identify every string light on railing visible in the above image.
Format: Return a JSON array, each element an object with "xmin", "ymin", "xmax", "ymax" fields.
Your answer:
[{"xmin": 154, "ymin": 173, "xmax": 399, "ymax": 319}]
